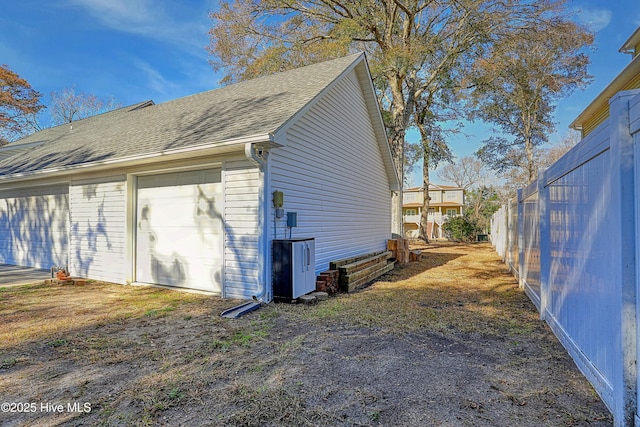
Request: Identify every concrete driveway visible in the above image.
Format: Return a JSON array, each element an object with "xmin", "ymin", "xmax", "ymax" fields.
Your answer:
[{"xmin": 0, "ymin": 264, "xmax": 50, "ymax": 287}]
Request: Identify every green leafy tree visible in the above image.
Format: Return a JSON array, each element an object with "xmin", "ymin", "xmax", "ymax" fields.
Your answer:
[
  {"xmin": 465, "ymin": 185, "xmax": 501, "ymax": 234},
  {"xmin": 207, "ymin": 0, "xmax": 570, "ymax": 234},
  {"xmin": 443, "ymin": 215, "xmax": 479, "ymax": 242},
  {"xmin": 470, "ymin": 15, "xmax": 593, "ymax": 183},
  {"xmin": 443, "ymin": 186, "xmax": 499, "ymax": 241}
]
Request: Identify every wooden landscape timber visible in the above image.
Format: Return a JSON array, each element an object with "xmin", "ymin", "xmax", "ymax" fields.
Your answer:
[{"xmin": 330, "ymin": 251, "xmax": 394, "ymax": 293}]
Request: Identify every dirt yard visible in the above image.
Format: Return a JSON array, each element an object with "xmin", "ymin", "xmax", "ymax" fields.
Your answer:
[{"xmin": 0, "ymin": 242, "xmax": 612, "ymax": 426}]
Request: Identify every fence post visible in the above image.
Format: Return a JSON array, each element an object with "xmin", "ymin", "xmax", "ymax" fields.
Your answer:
[
  {"xmin": 538, "ymin": 169, "xmax": 549, "ymax": 322},
  {"xmin": 609, "ymin": 90, "xmax": 638, "ymax": 426},
  {"xmin": 505, "ymin": 199, "xmax": 512, "ymax": 268},
  {"xmin": 501, "ymin": 204, "xmax": 507, "ymax": 262},
  {"xmin": 517, "ymin": 189, "xmax": 524, "ymax": 289}
]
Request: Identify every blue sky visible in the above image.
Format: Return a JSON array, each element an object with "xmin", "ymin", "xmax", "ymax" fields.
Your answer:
[
  {"xmin": 1, "ymin": 0, "xmax": 218, "ymax": 113},
  {"xmin": 1, "ymin": 0, "xmax": 639, "ymax": 185}
]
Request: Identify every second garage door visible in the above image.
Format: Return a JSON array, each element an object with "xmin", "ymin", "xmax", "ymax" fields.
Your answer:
[
  {"xmin": 136, "ymin": 169, "xmax": 224, "ymax": 292},
  {"xmin": 0, "ymin": 185, "xmax": 69, "ymax": 269}
]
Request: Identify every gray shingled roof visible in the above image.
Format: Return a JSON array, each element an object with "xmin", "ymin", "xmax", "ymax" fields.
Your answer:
[{"xmin": 0, "ymin": 54, "xmax": 364, "ymax": 176}]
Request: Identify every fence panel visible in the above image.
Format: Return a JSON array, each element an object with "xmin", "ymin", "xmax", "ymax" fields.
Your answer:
[
  {"xmin": 519, "ymin": 181, "xmax": 540, "ymax": 309},
  {"xmin": 543, "ymin": 141, "xmax": 615, "ymax": 408},
  {"xmin": 491, "ymin": 89, "xmax": 640, "ymax": 426},
  {"xmin": 490, "ymin": 205, "xmax": 507, "ymax": 259}
]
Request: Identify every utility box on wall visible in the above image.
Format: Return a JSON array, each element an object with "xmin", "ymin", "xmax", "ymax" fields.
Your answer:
[
  {"xmin": 272, "ymin": 238, "xmax": 315, "ymax": 301},
  {"xmin": 286, "ymin": 211, "xmax": 297, "ymax": 227}
]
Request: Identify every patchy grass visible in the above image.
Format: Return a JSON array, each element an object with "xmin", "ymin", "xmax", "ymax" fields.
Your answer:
[
  {"xmin": 0, "ymin": 243, "xmax": 612, "ymax": 426},
  {"xmin": 292, "ymin": 242, "xmax": 538, "ymax": 337},
  {"xmin": 0, "ymin": 282, "xmax": 203, "ymax": 350}
]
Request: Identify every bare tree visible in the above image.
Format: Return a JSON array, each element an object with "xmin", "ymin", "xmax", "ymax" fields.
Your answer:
[
  {"xmin": 438, "ymin": 156, "xmax": 488, "ymax": 189},
  {"xmin": 50, "ymin": 87, "xmax": 121, "ymax": 125},
  {"xmin": 490, "ymin": 130, "xmax": 581, "ymax": 204},
  {"xmin": 539, "ymin": 130, "xmax": 580, "ymax": 168}
]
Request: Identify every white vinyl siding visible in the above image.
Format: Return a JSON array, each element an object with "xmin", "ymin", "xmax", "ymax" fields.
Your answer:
[
  {"xmin": 69, "ymin": 176, "xmax": 126, "ymax": 283},
  {"xmin": 223, "ymin": 160, "xmax": 261, "ymax": 299},
  {"xmin": 270, "ymin": 70, "xmax": 392, "ymax": 272},
  {"xmin": 0, "ymin": 185, "xmax": 69, "ymax": 269}
]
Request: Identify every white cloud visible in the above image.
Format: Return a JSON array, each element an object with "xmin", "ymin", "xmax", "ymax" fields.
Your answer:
[
  {"xmin": 575, "ymin": 7, "xmax": 612, "ymax": 32},
  {"xmin": 64, "ymin": 0, "xmax": 210, "ymax": 51},
  {"xmin": 130, "ymin": 58, "xmax": 180, "ymax": 95},
  {"xmin": 67, "ymin": 0, "xmax": 163, "ymax": 33}
]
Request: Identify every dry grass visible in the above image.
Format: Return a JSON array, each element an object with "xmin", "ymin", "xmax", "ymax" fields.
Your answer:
[
  {"xmin": 0, "ymin": 282, "xmax": 204, "ymax": 350},
  {"xmin": 294, "ymin": 242, "xmax": 539, "ymax": 337},
  {"xmin": 0, "ymin": 242, "xmax": 612, "ymax": 426}
]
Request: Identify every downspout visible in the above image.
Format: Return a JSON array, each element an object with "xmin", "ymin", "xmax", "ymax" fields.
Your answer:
[{"xmin": 245, "ymin": 142, "xmax": 271, "ymax": 302}]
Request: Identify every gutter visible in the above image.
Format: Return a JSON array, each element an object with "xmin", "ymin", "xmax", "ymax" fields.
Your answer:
[
  {"xmin": 244, "ymin": 141, "xmax": 273, "ymax": 303},
  {"xmin": 0, "ymin": 133, "xmax": 281, "ymax": 186}
]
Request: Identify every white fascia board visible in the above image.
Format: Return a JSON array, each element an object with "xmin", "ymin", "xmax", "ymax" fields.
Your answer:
[
  {"xmin": 355, "ymin": 56, "xmax": 401, "ymax": 192},
  {"xmin": 619, "ymin": 26, "xmax": 640, "ymax": 55}
]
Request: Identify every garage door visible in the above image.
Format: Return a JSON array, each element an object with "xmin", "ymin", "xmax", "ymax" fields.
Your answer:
[
  {"xmin": 136, "ymin": 169, "xmax": 223, "ymax": 292},
  {"xmin": 0, "ymin": 185, "xmax": 69, "ymax": 269}
]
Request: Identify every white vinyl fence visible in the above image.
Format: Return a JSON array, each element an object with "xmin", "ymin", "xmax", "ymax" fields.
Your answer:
[{"xmin": 491, "ymin": 89, "xmax": 640, "ymax": 427}]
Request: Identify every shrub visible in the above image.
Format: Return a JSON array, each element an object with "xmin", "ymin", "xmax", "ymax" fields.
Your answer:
[{"xmin": 443, "ymin": 215, "xmax": 481, "ymax": 242}]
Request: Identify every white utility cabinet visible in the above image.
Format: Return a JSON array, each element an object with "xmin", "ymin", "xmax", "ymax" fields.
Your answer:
[{"xmin": 272, "ymin": 238, "xmax": 316, "ymax": 300}]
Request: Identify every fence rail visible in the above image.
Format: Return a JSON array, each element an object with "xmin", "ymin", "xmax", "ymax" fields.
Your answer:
[{"xmin": 491, "ymin": 89, "xmax": 640, "ymax": 427}]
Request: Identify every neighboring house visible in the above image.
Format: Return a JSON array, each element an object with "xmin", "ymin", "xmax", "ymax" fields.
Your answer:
[
  {"xmin": 0, "ymin": 53, "xmax": 399, "ymax": 301},
  {"xmin": 571, "ymin": 26, "xmax": 640, "ymax": 136},
  {"xmin": 402, "ymin": 184, "xmax": 464, "ymax": 239}
]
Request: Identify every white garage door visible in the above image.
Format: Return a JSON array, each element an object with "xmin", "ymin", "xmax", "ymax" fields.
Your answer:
[
  {"xmin": 136, "ymin": 169, "xmax": 224, "ymax": 292},
  {"xmin": 0, "ymin": 185, "xmax": 69, "ymax": 269}
]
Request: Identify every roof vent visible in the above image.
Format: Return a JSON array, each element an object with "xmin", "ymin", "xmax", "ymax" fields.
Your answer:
[{"xmin": 129, "ymin": 100, "xmax": 155, "ymax": 111}]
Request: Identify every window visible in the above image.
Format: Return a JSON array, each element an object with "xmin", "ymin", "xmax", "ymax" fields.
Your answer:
[
  {"xmin": 446, "ymin": 208, "xmax": 457, "ymax": 216},
  {"xmin": 405, "ymin": 208, "xmax": 417, "ymax": 216},
  {"xmin": 405, "ymin": 193, "xmax": 417, "ymax": 202},
  {"xmin": 445, "ymin": 191, "xmax": 457, "ymax": 201}
]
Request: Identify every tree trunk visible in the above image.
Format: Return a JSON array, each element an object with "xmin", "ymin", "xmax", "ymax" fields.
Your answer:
[
  {"xmin": 525, "ymin": 134, "xmax": 536, "ymax": 183},
  {"xmin": 387, "ymin": 73, "xmax": 409, "ymax": 237},
  {"xmin": 417, "ymin": 124, "xmax": 430, "ymax": 242},
  {"xmin": 390, "ymin": 129, "xmax": 405, "ymax": 237},
  {"xmin": 419, "ymin": 156, "xmax": 431, "ymax": 242}
]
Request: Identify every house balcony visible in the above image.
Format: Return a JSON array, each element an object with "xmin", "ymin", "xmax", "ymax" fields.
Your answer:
[
  {"xmin": 403, "ymin": 214, "xmax": 422, "ymax": 224},
  {"xmin": 403, "ymin": 212, "xmax": 456, "ymax": 225}
]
